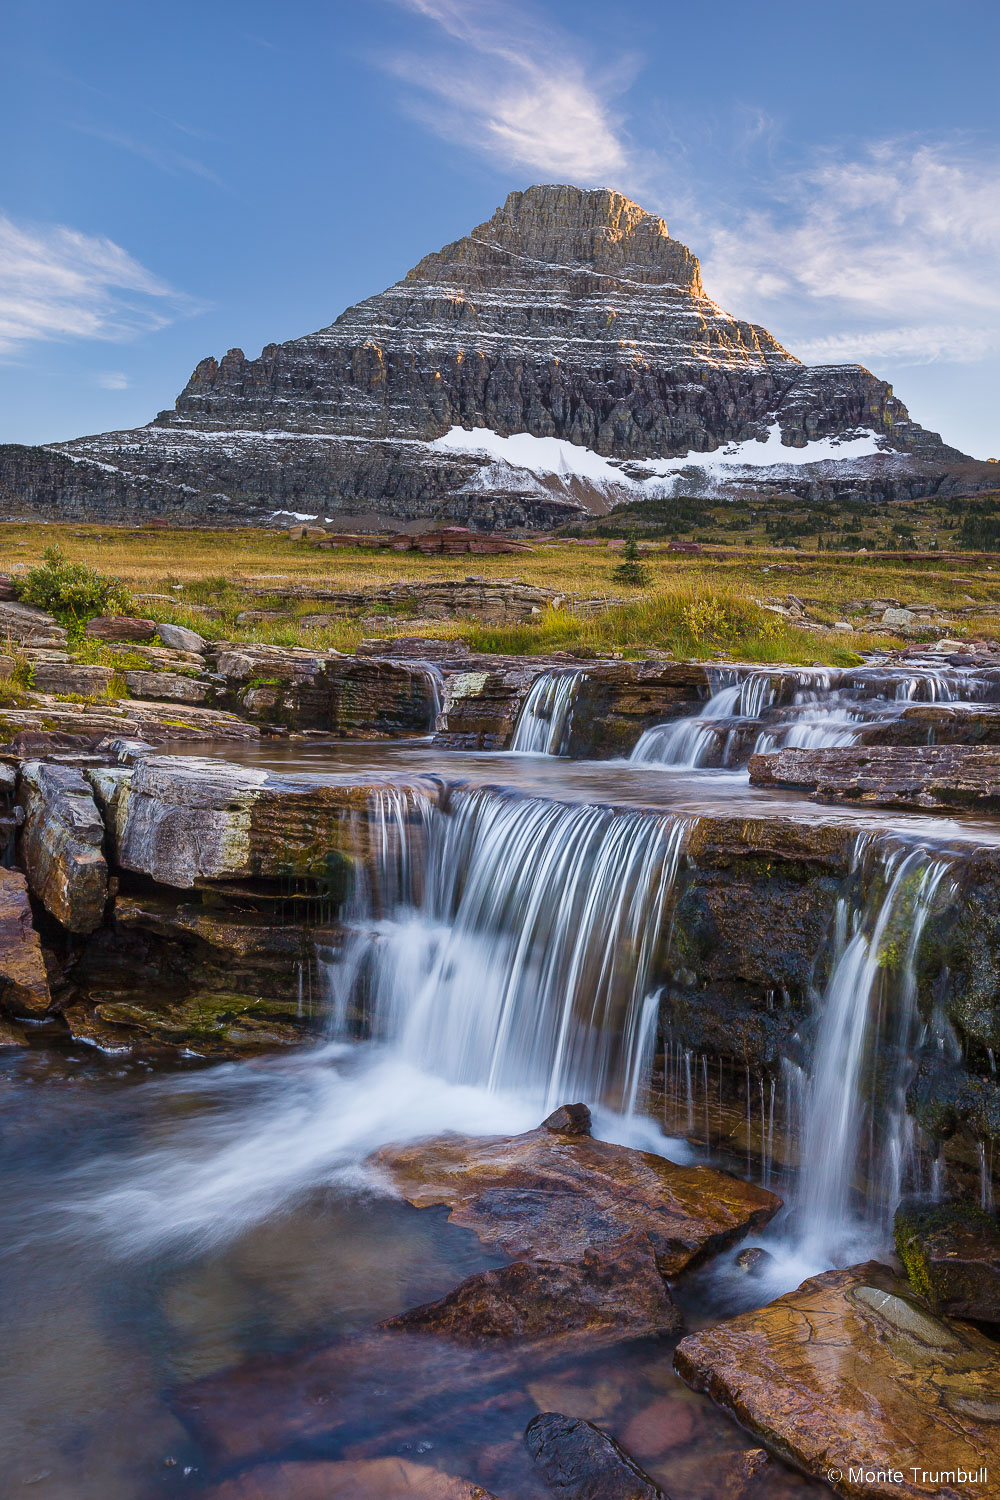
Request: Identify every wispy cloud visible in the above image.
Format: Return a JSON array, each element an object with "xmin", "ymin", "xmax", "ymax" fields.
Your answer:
[
  {"xmin": 0, "ymin": 216, "xmax": 194, "ymax": 355},
  {"xmin": 95, "ymin": 371, "xmax": 130, "ymax": 390},
  {"xmin": 385, "ymin": 0, "xmax": 631, "ymax": 182},
  {"xmin": 72, "ymin": 123, "xmax": 222, "ymax": 183},
  {"xmin": 700, "ymin": 141, "xmax": 1000, "ymax": 367}
]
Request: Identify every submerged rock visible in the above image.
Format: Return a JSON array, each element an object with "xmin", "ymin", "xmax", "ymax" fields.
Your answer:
[
  {"xmin": 0, "ymin": 866, "xmax": 50, "ymax": 1015},
  {"xmin": 674, "ymin": 1261, "xmax": 1000, "ymax": 1497},
  {"xmin": 206, "ymin": 1458, "xmax": 498, "ymax": 1499},
  {"xmin": 381, "ymin": 1234, "xmax": 683, "ymax": 1344},
  {"xmin": 524, "ymin": 1412, "xmax": 667, "ymax": 1500},
  {"xmin": 895, "ymin": 1198, "xmax": 1000, "ymax": 1322},
  {"xmin": 18, "ymin": 760, "xmax": 108, "ymax": 933},
  {"xmin": 734, "ymin": 1247, "xmax": 773, "ymax": 1274},
  {"xmin": 372, "ymin": 1106, "xmax": 781, "ymax": 1274}
]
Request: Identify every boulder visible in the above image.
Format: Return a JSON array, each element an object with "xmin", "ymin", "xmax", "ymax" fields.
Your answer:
[
  {"xmin": 124, "ymin": 670, "xmax": 209, "ymax": 704},
  {"xmin": 895, "ymin": 1199, "xmax": 1000, "ymax": 1322},
  {"xmin": 0, "ymin": 866, "xmax": 50, "ymax": 1014},
  {"xmin": 88, "ymin": 753, "xmax": 440, "ymax": 889},
  {"xmin": 30, "ymin": 663, "xmax": 114, "ymax": 696},
  {"xmin": 0, "ymin": 599, "xmax": 66, "ymax": 647},
  {"xmin": 381, "ymin": 1234, "xmax": 682, "ymax": 1345},
  {"xmin": 18, "ymin": 761, "xmax": 108, "ymax": 933},
  {"xmin": 205, "ymin": 1458, "xmax": 498, "ymax": 1499},
  {"xmin": 156, "ymin": 622, "xmax": 206, "ymax": 653},
  {"xmin": 524, "ymin": 1413, "xmax": 666, "ymax": 1500},
  {"xmin": 749, "ymin": 744, "xmax": 1000, "ymax": 813},
  {"xmin": 674, "ymin": 1261, "xmax": 1000, "ymax": 1498},
  {"xmin": 84, "ymin": 616, "xmax": 157, "ymax": 642},
  {"xmin": 372, "ymin": 1104, "xmax": 781, "ymax": 1274},
  {"xmin": 882, "ymin": 607, "xmax": 917, "ymax": 627}
]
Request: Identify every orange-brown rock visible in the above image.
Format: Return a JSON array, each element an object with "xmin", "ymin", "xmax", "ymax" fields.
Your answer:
[
  {"xmin": 206, "ymin": 1457, "xmax": 498, "ymax": 1500},
  {"xmin": 380, "ymin": 1234, "xmax": 682, "ymax": 1345},
  {"xmin": 674, "ymin": 1261, "xmax": 1000, "ymax": 1498},
  {"xmin": 0, "ymin": 866, "xmax": 50, "ymax": 1016},
  {"xmin": 372, "ymin": 1106, "xmax": 781, "ymax": 1274}
]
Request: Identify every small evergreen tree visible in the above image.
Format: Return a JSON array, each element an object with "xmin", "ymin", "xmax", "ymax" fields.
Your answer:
[{"xmin": 611, "ymin": 529, "xmax": 649, "ymax": 587}]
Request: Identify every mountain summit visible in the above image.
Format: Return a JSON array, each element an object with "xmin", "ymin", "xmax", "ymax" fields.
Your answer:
[{"xmin": 0, "ymin": 185, "xmax": 991, "ymax": 526}]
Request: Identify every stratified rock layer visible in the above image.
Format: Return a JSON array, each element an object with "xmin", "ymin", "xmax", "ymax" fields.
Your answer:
[
  {"xmin": 18, "ymin": 761, "xmax": 108, "ymax": 933},
  {"xmin": 1, "ymin": 185, "xmax": 989, "ymax": 525}
]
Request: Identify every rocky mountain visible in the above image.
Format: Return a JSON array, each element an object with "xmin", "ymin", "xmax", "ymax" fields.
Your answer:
[{"xmin": 1, "ymin": 184, "xmax": 994, "ymax": 527}]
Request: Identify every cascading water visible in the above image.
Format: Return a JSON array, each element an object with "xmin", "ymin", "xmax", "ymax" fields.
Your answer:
[
  {"xmin": 509, "ymin": 668, "xmax": 586, "ymax": 754},
  {"xmin": 797, "ymin": 839, "xmax": 953, "ymax": 1255},
  {"xmin": 630, "ymin": 661, "xmax": 1000, "ymax": 769},
  {"xmin": 326, "ymin": 786, "xmax": 690, "ymax": 1116}
]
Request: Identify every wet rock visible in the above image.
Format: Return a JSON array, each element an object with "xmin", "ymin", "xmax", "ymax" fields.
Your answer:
[
  {"xmin": 860, "ymin": 704, "xmax": 1000, "ymax": 747},
  {"xmin": 84, "ymin": 615, "xmax": 157, "ymax": 642},
  {"xmin": 372, "ymin": 1112, "xmax": 781, "ymax": 1274},
  {"xmin": 212, "ymin": 645, "xmax": 439, "ymax": 736},
  {"xmin": 30, "ymin": 663, "xmax": 114, "ymax": 696},
  {"xmin": 381, "ymin": 1235, "xmax": 682, "ymax": 1344},
  {"xmin": 206, "ymin": 1457, "xmax": 498, "ymax": 1499},
  {"xmin": 749, "ymin": 744, "xmax": 1000, "ymax": 813},
  {"xmin": 0, "ymin": 1015, "xmax": 27, "ymax": 1046},
  {"xmin": 542, "ymin": 1101, "xmax": 593, "ymax": 1136},
  {"xmin": 895, "ymin": 1199, "xmax": 1000, "ymax": 1322},
  {"xmin": 18, "ymin": 761, "xmax": 108, "ymax": 933},
  {"xmin": 88, "ymin": 753, "xmax": 439, "ymax": 889},
  {"xmin": 620, "ymin": 1397, "xmax": 695, "ymax": 1461},
  {"xmin": 124, "ymin": 669, "xmax": 209, "ymax": 704},
  {"xmin": 734, "ymin": 1247, "xmax": 773, "ymax": 1274},
  {"xmin": 674, "ymin": 1261, "xmax": 1000, "ymax": 1497},
  {"xmin": 157, "ymin": 622, "xmax": 206, "ymax": 653},
  {"xmin": 524, "ymin": 1412, "xmax": 667, "ymax": 1499},
  {"xmin": 0, "ymin": 866, "xmax": 50, "ymax": 1015}
]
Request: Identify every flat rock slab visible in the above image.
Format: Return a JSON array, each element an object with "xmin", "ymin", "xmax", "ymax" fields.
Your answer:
[
  {"xmin": 18, "ymin": 760, "xmax": 108, "ymax": 932},
  {"xmin": 372, "ymin": 1109, "xmax": 781, "ymax": 1275},
  {"xmin": 0, "ymin": 867, "xmax": 49, "ymax": 1015},
  {"xmin": 90, "ymin": 753, "xmax": 441, "ymax": 888},
  {"xmin": 674, "ymin": 1261, "xmax": 1000, "ymax": 1498},
  {"xmin": 0, "ymin": 697, "xmax": 258, "ymax": 756},
  {"xmin": 206, "ymin": 1458, "xmax": 498, "ymax": 1499},
  {"xmin": 381, "ymin": 1234, "xmax": 683, "ymax": 1345},
  {"xmin": 750, "ymin": 744, "xmax": 1000, "ymax": 812}
]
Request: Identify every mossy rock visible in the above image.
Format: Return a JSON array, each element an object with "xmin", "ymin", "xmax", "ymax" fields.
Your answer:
[{"xmin": 895, "ymin": 1197, "xmax": 1000, "ymax": 1320}]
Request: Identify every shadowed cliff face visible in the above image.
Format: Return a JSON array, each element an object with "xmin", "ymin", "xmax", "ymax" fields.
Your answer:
[{"xmin": 0, "ymin": 185, "xmax": 990, "ymax": 526}]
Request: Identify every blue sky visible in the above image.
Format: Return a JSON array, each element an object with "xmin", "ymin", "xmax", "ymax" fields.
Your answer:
[{"xmin": 3, "ymin": 0, "xmax": 999, "ymax": 455}]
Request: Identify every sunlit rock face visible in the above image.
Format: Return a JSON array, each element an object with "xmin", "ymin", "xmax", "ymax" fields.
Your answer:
[{"xmin": 1, "ymin": 185, "xmax": 991, "ymax": 525}]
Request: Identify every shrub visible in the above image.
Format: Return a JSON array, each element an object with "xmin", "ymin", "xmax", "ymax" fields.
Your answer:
[{"xmin": 15, "ymin": 546, "xmax": 133, "ymax": 626}]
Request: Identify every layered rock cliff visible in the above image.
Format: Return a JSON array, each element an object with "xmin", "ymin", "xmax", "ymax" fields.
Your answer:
[{"xmin": 0, "ymin": 185, "xmax": 992, "ymax": 526}]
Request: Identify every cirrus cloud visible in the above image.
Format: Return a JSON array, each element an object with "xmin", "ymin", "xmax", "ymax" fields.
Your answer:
[{"xmin": 0, "ymin": 215, "xmax": 194, "ymax": 356}]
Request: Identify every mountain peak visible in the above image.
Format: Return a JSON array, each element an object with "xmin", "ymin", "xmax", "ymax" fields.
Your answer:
[{"xmin": 408, "ymin": 182, "xmax": 704, "ymax": 294}]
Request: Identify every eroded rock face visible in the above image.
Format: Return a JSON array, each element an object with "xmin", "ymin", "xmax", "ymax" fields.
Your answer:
[
  {"xmin": 750, "ymin": 744, "xmax": 1000, "ymax": 812},
  {"xmin": 895, "ymin": 1199, "xmax": 1000, "ymax": 1322},
  {"xmin": 18, "ymin": 761, "xmax": 108, "ymax": 933},
  {"xmin": 372, "ymin": 1106, "xmax": 781, "ymax": 1274},
  {"xmin": 674, "ymin": 1262, "xmax": 1000, "ymax": 1498},
  {"xmin": 524, "ymin": 1413, "xmax": 667, "ymax": 1500},
  {"xmin": 0, "ymin": 866, "xmax": 50, "ymax": 1016},
  {"xmin": 89, "ymin": 754, "xmax": 439, "ymax": 889},
  {"xmin": 211, "ymin": 646, "xmax": 440, "ymax": 735},
  {"xmin": 381, "ymin": 1234, "xmax": 682, "ymax": 1345}
]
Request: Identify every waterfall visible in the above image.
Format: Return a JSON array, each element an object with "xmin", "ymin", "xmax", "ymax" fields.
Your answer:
[
  {"xmin": 630, "ymin": 662, "xmax": 1000, "ymax": 770},
  {"xmin": 798, "ymin": 839, "xmax": 953, "ymax": 1252},
  {"xmin": 510, "ymin": 669, "xmax": 586, "ymax": 755},
  {"xmin": 324, "ymin": 786, "xmax": 690, "ymax": 1115}
]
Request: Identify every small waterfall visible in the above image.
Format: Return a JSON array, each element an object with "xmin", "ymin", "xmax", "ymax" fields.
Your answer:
[
  {"xmin": 510, "ymin": 669, "xmax": 586, "ymax": 755},
  {"xmin": 324, "ymin": 786, "xmax": 690, "ymax": 1114},
  {"xmin": 798, "ymin": 839, "xmax": 953, "ymax": 1252},
  {"xmin": 630, "ymin": 662, "xmax": 1000, "ymax": 770}
]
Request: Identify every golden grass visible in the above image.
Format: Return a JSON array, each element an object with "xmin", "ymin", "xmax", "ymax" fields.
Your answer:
[{"xmin": 2, "ymin": 522, "xmax": 999, "ymax": 666}]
